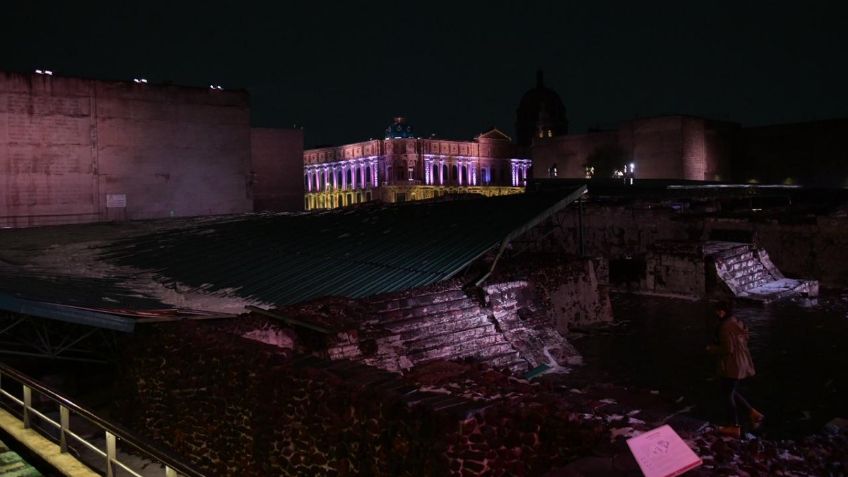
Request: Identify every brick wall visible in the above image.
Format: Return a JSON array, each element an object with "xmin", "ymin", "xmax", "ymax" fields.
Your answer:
[
  {"xmin": 549, "ymin": 201, "xmax": 848, "ymax": 288},
  {"xmin": 0, "ymin": 71, "xmax": 252, "ymax": 227},
  {"xmin": 115, "ymin": 322, "xmax": 605, "ymax": 476}
]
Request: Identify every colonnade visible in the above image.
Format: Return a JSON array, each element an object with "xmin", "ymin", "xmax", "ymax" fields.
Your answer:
[
  {"xmin": 423, "ymin": 157, "xmax": 479, "ymax": 186},
  {"xmin": 305, "ymin": 159, "xmax": 379, "ymax": 192},
  {"xmin": 510, "ymin": 159, "xmax": 532, "ymax": 186}
]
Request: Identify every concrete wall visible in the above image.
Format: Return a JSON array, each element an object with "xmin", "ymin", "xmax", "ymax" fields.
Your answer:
[
  {"xmin": 531, "ymin": 116, "xmax": 737, "ymax": 182},
  {"xmin": 251, "ymin": 128, "xmax": 304, "ymax": 212},
  {"xmin": 548, "ymin": 202, "xmax": 848, "ymax": 288},
  {"xmin": 530, "ymin": 130, "xmax": 616, "ymax": 179},
  {"xmin": 0, "ymin": 71, "xmax": 252, "ymax": 227}
]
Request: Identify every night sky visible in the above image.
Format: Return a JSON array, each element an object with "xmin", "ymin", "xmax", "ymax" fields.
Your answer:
[{"xmin": 4, "ymin": 2, "xmax": 847, "ymax": 147}]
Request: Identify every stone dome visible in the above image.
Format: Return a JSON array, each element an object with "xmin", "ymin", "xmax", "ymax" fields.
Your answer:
[
  {"xmin": 515, "ymin": 70, "xmax": 568, "ymax": 146},
  {"xmin": 385, "ymin": 116, "xmax": 415, "ymax": 139}
]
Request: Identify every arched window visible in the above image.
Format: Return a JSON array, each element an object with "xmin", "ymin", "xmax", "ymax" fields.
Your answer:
[
  {"xmin": 366, "ymin": 166, "xmax": 372, "ymax": 187},
  {"xmin": 441, "ymin": 164, "xmax": 447, "ymax": 184},
  {"xmin": 346, "ymin": 168, "xmax": 352, "ymax": 187},
  {"xmin": 451, "ymin": 165, "xmax": 458, "ymax": 184}
]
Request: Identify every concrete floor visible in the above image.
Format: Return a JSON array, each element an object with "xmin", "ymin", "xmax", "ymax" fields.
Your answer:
[{"xmin": 0, "ymin": 408, "xmax": 96, "ymax": 477}]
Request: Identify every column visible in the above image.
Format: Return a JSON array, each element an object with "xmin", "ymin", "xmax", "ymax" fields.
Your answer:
[
  {"xmin": 323, "ymin": 167, "xmax": 329, "ymax": 191},
  {"xmin": 511, "ymin": 163, "xmax": 518, "ymax": 186},
  {"xmin": 360, "ymin": 162, "xmax": 366, "ymax": 188},
  {"xmin": 372, "ymin": 160, "xmax": 378, "ymax": 187},
  {"xmin": 343, "ymin": 164, "xmax": 349, "ymax": 190},
  {"xmin": 439, "ymin": 160, "xmax": 444, "ymax": 185},
  {"xmin": 471, "ymin": 164, "xmax": 477, "ymax": 186},
  {"xmin": 350, "ymin": 163, "xmax": 356, "ymax": 189},
  {"xmin": 306, "ymin": 170, "xmax": 312, "ymax": 192}
]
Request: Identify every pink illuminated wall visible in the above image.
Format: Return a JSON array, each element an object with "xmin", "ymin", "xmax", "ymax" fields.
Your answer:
[
  {"xmin": 530, "ymin": 116, "xmax": 736, "ymax": 182},
  {"xmin": 0, "ymin": 71, "xmax": 253, "ymax": 227}
]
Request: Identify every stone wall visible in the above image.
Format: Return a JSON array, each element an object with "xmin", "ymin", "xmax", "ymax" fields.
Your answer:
[
  {"xmin": 0, "ymin": 71, "xmax": 252, "ymax": 227},
  {"xmin": 530, "ymin": 130, "xmax": 616, "ymax": 178},
  {"xmin": 530, "ymin": 116, "xmax": 737, "ymax": 181},
  {"xmin": 115, "ymin": 322, "xmax": 606, "ymax": 476},
  {"xmin": 549, "ymin": 201, "xmax": 848, "ymax": 288},
  {"xmin": 640, "ymin": 241, "xmax": 708, "ymax": 298},
  {"xmin": 490, "ymin": 254, "xmax": 613, "ymax": 332}
]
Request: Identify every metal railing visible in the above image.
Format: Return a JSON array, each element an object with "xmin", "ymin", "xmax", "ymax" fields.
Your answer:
[{"xmin": 0, "ymin": 363, "xmax": 204, "ymax": 477}]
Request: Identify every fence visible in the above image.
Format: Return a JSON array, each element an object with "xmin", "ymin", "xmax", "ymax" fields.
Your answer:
[{"xmin": 0, "ymin": 363, "xmax": 204, "ymax": 477}]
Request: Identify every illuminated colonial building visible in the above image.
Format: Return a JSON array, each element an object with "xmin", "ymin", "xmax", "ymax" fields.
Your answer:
[{"xmin": 303, "ymin": 118, "xmax": 531, "ymax": 210}]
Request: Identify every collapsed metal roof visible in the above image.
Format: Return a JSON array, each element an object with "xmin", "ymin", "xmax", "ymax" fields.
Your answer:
[
  {"xmin": 102, "ymin": 188, "xmax": 585, "ymax": 306},
  {"xmin": 0, "ymin": 188, "xmax": 584, "ymax": 330}
]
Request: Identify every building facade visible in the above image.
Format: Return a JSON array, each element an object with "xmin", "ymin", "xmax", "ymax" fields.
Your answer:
[{"xmin": 303, "ymin": 118, "xmax": 531, "ymax": 210}]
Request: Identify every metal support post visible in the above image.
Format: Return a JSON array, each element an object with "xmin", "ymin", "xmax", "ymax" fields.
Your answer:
[
  {"xmin": 60, "ymin": 405, "xmax": 70, "ymax": 452},
  {"xmin": 106, "ymin": 431, "xmax": 116, "ymax": 477},
  {"xmin": 22, "ymin": 385, "xmax": 31, "ymax": 429}
]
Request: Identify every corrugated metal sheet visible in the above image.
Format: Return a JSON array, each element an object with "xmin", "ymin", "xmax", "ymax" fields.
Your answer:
[
  {"xmin": 102, "ymin": 188, "xmax": 585, "ymax": 306},
  {"xmin": 0, "ymin": 270, "xmax": 168, "ymax": 311},
  {"xmin": 0, "ymin": 292, "xmax": 135, "ymax": 332}
]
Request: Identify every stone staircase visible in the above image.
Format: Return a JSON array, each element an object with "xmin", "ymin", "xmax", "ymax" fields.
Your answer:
[
  {"xmin": 361, "ymin": 289, "xmax": 529, "ymax": 374},
  {"xmin": 707, "ymin": 241, "xmax": 818, "ymax": 302},
  {"xmin": 484, "ymin": 281, "xmax": 580, "ymax": 370}
]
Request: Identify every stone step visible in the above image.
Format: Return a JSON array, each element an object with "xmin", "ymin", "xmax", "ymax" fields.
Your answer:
[
  {"xmin": 405, "ymin": 322, "xmax": 498, "ymax": 353},
  {"xmin": 408, "ymin": 337, "xmax": 515, "ymax": 364},
  {"xmin": 397, "ymin": 314, "xmax": 490, "ymax": 341},
  {"xmin": 375, "ymin": 296, "xmax": 477, "ymax": 321},
  {"xmin": 380, "ymin": 303, "xmax": 483, "ymax": 333},
  {"xmin": 368, "ymin": 289, "xmax": 469, "ymax": 312},
  {"xmin": 743, "ymin": 279, "xmax": 814, "ymax": 302},
  {"xmin": 739, "ymin": 277, "xmax": 773, "ymax": 292},
  {"xmin": 724, "ymin": 244, "xmax": 753, "ymax": 256},
  {"xmin": 721, "ymin": 258, "xmax": 765, "ymax": 275},
  {"xmin": 486, "ymin": 350, "xmax": 527, "ymax": 370},
  {"xmin": 719, "ymin": 249, "xmax": 755, "ymax": 265},
  {"xmin": 734, "ymin": 270, "xmax": 774, "ymax": 291},
  {"xmin": 488, "ymin": 296, "xmax": 520, "ymax": 310}
]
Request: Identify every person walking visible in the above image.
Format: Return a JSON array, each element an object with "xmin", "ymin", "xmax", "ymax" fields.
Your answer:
[{"xmin": 707, "ymin": 301, "xmax": 764, "ymax": 437}]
